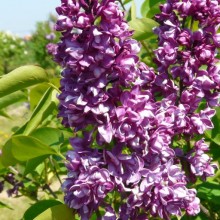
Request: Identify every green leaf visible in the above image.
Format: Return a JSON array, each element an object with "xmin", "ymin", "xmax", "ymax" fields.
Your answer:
[
  {"xmin": 1, "ymin": 138, "xmax": 20, "ymax": 167},
  {"xmin": 0, "ymin": 65, "xmax": 48, "ymax": 98},
  {"xmin": 30, "ymin": 127, "xmax": 64, "ymax": 147},
  {"xmin": 0, "ymin": 201, "xmax": 13, "ymax": 210},
  {"xmin": 23, "ymin": 200, "xmax": 62, "ymax": 220},
  {"xmin": 50, "ymin": 204, "xmax": 75, "ymax": 220},
  {"xmin": 0, "ymin": 109, "xmax": 11, "ymax": 118},
  {"xmin": 15, "ymin": 87, "xmax": 59, "ymax": 135},
  {"xmin": 181, "ymin": 212, "xmax": 207, "ymax": 220},
  {"xmin": 12, "ymin": 135, "xmax": 59, "ymax": 161},
  {"xmin": 129, "ymin": 18, "xmax": 158, "ymax": 40},
  {"xmin": 149, "ymin": 0, "xmax": 164, "ymax": 8},
  {"xmin": 141, "ymin": 0, "xmax": 150, "ymax": 17},
  {"xmin": 142, "ymin": 0, "xmax": 165, "ymax": 18},
  {"xmin": 146, "ymin": 3, "xmax": 161, "ymax": 18},
  {"xmin": 0, "ymin": 157, "xmax": 4, "ymax": 170},
  {"xmin": 0, "ymin": 91, "xmax": 27, "ymax": 109},
  {"xmin": 197, "ymin": 182, "xmax": 220, "ymax": 205},
  {"xmin": 2, "ymin": 135, "xmax": 58, "ymax": 164},
  {"xmin": 131, "ymin": 0, "xmax": 136, "ymax": 20},
  {"xmin": 205, "ymin": 107, "xmax": 220, "ymax": 145},
  {"xmin": 209, "ymin": 142, "xmax": 220, "ymax": 160},
  {"xmin": 29, "ymin": 83, "xmax": 50, "ymax": 111},
  {"xmin": 24, "ymin": 155, "xmax": 48, "ymax": 175},
  {"xmin": 123, "ymin": 0, "xmax": 132, "ymax": 5},
  {"xmin": 34, "ymin": 204, "xmax": 75, "ymax": 220}
]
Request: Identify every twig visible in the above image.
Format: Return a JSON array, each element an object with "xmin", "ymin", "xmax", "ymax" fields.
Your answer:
[
  {"xmin": 118, "ymin": 0, "xmax": 126, "ymax": 11},
  {"xmin": 50, "ymin": 157, "xmax": 62, "ymax": 186},
  {"xmin": 190, "ymin": 17, "xmax": 194, "ymax": 30},
  {"xmin": 200, "ymin": 204, "xmax": 212, "ymax": 220},
  {"xmin": 141, "ymin": 40, "xmax": 154, "ymax": 61},
  {"xmin": 43, "ymin": 184, "xmax": 58, "ymax": 199},
  {"xmin": 9, "ymin": 166, "xmax": 58, "ymax": 199}
]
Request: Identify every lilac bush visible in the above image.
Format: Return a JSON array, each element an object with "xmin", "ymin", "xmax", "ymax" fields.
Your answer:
[{"xmin": 51, "ymin": 0, "xmax": 220, "ymax": 219}]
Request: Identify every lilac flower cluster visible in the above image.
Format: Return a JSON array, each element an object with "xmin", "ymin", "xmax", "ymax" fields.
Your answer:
[
  {"xmin": 153, "ymin": 0, "xmax": 220, "ymax": 179},
  {"xmin": 52, "ymin": 0, "xmax": 219, "ymax": 219},
  {"xmin": 0, "ymin": 173, "xmax": 23, "ymax": 197},
  {"xmin": 186, "ymin": 139, "xmax": 217, "ymax": 180},
  {"xmin": 154, "ymin": 0, "xmax": 220, "ymax": 107}
]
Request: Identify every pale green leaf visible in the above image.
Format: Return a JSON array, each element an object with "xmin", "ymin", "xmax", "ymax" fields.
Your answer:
[
  {"xmin": 24, "ymin": 155, "xmax": 48, "ymax": 175},
  {"xmin": 131, "ymin": 0, "xmax": 136, "ymax": 20},
  {"xmin": 30, "ymin": 127, "xmax": 64, "ymax": 147},
  {"xmin": 0, "ymin": 91, "xmax": 27, "ymax": 109},
  {"xmin": 205, "ymin": 107, "xmax": 220, "ymax": 145},
  {"xmin": 1, "ymin": 135, "xmax": 58, "ymax": 164},
  {"xmin": 1, "ymin": 138, "xmax": 20, "ymax": 167},
  {"xmin": 29, "ymin": 83, "xmax": 50, "ymax": 111},
  {"xmin": 15, "ymin": 87, "xmax": 59, "ymax": 135},
  {"xmin": 129, "ymin": 18, "xmax": 158, "ymax": 40},
  {"xmin": 0, "ymin": 65, "xmax": 48, "ymax": 98},
  {"xmin": 141, "ymin": 0, "xmax": 150, "ymax": 17}
]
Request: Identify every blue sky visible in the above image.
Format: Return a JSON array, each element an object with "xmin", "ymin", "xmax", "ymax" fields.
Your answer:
[
  {"xmin": 0, "ymin": 0, "xmax": 60, "ymax": 36},
  {"xmin": 0, "ymin": 0, "xmax": 141, "ymax": 36}
]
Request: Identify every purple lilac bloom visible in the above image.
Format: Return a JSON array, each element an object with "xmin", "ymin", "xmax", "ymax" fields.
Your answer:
[
  {"xmin": 54, "ymin": 0, "xmax": 143, "ymax": 144},
  {"xmin": 3, "ymin": 173, "xmax": 23, "ymax": 197},
  {"xmin": 186, "ymin": 139, "xmax": 217, "ymax": 180},
  {"xmin": 154, "ymin": 0, "xmax": 219, "ymax": 180},
  {"xmin": 122, "ymin": 160, "xmax": 200, "ymax": 219},
  {"xmin": 52, "ymin": 0, "xmax": 220, "ymax": 219},
  {"xmin": 45, "ymin": 33, "xmax": 56, "ymax": 41},
  {"xmin": 63, "ymin": 142, "xmax": 114, "ymax": 219},
  {"xmin": 154, "ymin": 0, "xmax": 220, "ymax": 107}
]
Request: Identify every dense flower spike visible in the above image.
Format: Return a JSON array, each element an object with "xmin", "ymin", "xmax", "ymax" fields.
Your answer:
[
  {"xmin": 54, "ymin": 0, "xmax": 142, "ymax": 143},
  {"xmin": 52, "ymin": 0, "xmax": 219, "ymax": 219},
  {"xmin": 154, "ymin": 0, "xmax": 220, "ymax": 108},
  {"xmin": 186, "ymin": 139, "xmax": 217, "ymax": 180}
]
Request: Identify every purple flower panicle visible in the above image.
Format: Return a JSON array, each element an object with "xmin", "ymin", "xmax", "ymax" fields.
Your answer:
[{"xmin": 51, "ymin": 0, "xmax": 220, "ymax": 219}]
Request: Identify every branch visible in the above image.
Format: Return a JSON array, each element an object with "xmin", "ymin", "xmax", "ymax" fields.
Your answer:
[
  {"xmin": 200, "ymin": 204, "xmax": 212, "ymax": 220},
  {"xmin": 118, "ymin": 0, "xmax": 126, "ymax": 11}
]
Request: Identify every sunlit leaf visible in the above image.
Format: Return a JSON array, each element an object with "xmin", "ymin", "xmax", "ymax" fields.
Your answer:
[
  {"xmin": 0, "ymin": 109, "xmax": 11, "ymax": 119},
  {"xmin": 24, "ymin": 155, "xmax": 48, "ymax": 175},
  {"xmin": 34, "ymin": 204, "xmax": 75, "ymax": 220},
  {"xmin": 0, "ymin": 157, "xmax": 4, "ymax": 170},
  {"xmin": 146, "ymin": 3, "xmax": 161, "ymax": 18},
  {"xmin": 1, "ymin": 135, "xmax": 58, "ymax": 165},
  {"xmin": 205, "ymin": 107, "xmax": 220, "ymax": 146},
  {"xmin": 0, "ymin": 91, "xmax": 27, "ymax": 109},
  {"xmin": 131, "ymin": 0, "xmax": 136, "ymax": 20},
  {"xmin": 29, "ymin": 83, "xmax": 50, "ymax": 111},
  {"xmin": 129, "ymin": 18, "xmax": 158, "ymax": 40},
  {"xmin": 197, "ymin": 182, "xmax": 220, "ymax": 205},
  {"xmin": 23, "ymin": 200, "xmax": 62, "ymax": 220},
  {"xmin": 15, "ymin": 87, "xmax": 59, "ymax": 135},
  {"xmin": 30, "ymin": 127, "xmax": 64, "ymax": 147},
  {"xmin": 141, "ymin": 0, "xmax": 150, "ymax": 17},
  {"xmin": 1, "ymin": 138, "xmax": 20, "ymax": 167},
  {"xmin": 0, "ymin": 65, "xmax": 48, "ymax": 98}
]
